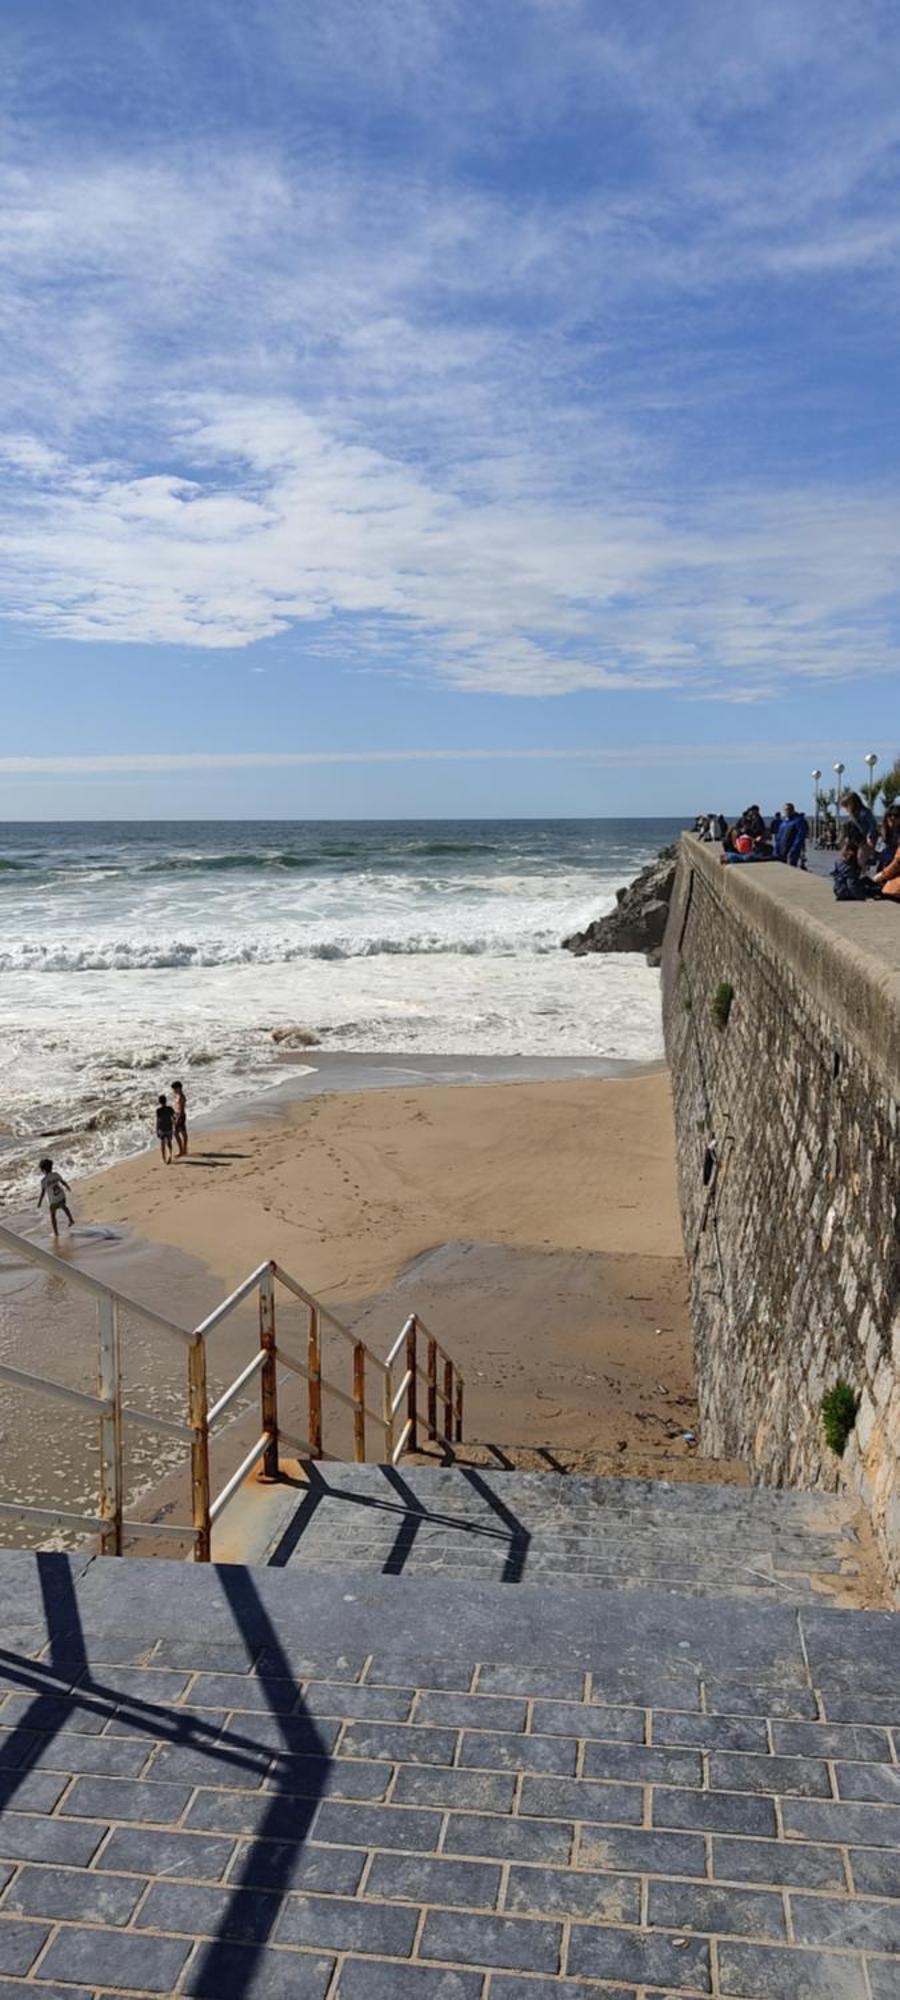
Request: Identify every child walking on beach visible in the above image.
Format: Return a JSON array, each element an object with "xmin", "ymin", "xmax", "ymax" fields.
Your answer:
[
  {"xmin": 156, "ymin": 1094, "xmax": 175, "ymax": 1164},
  {"xmin": 37, "ymin": 1158, "xmax": 74, "ymax": 1238},
  {"xmin": 171, "ymin": 1080, "xmax": 188, "ymax": 1157}
]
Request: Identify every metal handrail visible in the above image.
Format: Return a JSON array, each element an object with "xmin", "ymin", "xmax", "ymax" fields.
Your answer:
[{"xmin": 0, "ymin": 1231, "xmax": 466, "ymax": 1560}]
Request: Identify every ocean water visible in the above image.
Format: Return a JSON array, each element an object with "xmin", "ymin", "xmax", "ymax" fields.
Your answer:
[{"xmin": 0, "ymin": 818, "xmax": 681, "ymax": 1199}]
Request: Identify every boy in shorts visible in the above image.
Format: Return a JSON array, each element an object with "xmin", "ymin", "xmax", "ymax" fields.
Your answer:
[
  {"xmin": 171, "ymin": 1080, "xmax": 188, "ymax": 1157},
  {"xmin": 156, "ymin": 1094, "xmax": 175, "ymax": 1164},
  {"xmin": 37, "ymin": 1158, "xmax": 74, "ymax": 1238}
]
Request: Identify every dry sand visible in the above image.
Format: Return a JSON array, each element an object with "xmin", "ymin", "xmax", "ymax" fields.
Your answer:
[{"xmin": 76, "ymin": 1070, "xmax": 716, "ymax": 1474}]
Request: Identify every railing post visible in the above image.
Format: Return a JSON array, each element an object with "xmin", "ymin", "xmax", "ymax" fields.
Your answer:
[
  {"xmin": 96, "ymin": 1296, "xmax": 123, "ymax": 1557},
  {"xmin": 258, "ymin": 1267, "xmax": 279, "ymax": 1481},
  {"xmin": 454, "ymin": 1374, "xmax": 464, "ymax": 1445},
  {"xmin": 187, "ymin": 1335, "xmax": 211, "ymax": 1563},
  {"xmin": 307, "ymin": 1305, "xmax": 323, "ymax": 1458},
  {"xmin": 406, "ymin": 1315, "xmax": 418, "ymax": 1454},
  {"xmin": 383, "ymin": 1364, "xmax": 394, "ymax": 1463},
  {"xmin": 353, "ymin": 1342, "xmax": 366, "ymax": 1462},
  {"xmin": 443, "ymin": 1357, "xmax": 454, "ymax": 1443},
  {"xmin": 427, "ymin": 1337, "xmax": 437, "ymax": 1442}
]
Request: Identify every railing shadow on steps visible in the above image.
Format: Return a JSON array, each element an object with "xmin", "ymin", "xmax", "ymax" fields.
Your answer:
[{"xmin": 0, "ymin": 1222, "xmax": 464, "ymax": 1564}]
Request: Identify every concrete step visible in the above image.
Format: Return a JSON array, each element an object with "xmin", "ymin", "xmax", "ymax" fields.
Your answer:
[
  {"xmin": 0, "ymin": 1547, "xmax": 895, "ymax": 2000},
  {"xmin": 253, "ymin": 1462, "xmax": 886, "ymax": 1608}
]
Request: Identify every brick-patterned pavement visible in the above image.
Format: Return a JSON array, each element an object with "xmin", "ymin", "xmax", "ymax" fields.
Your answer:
[{"xmin": 0, "ymin": 1614, "xmax": 897, "ymax": 1997}]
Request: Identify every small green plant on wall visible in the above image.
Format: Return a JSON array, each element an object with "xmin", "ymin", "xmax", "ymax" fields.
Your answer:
[
  {"xmin": 711, "ymin": 980, "xmax": 734, "ymax": 1032},
  {"xmin": 821, "ymin": 1380, "xmax": 859, "ymax": 1457}
]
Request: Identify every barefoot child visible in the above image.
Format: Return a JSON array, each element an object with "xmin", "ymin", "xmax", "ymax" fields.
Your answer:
[
  {"xmin": 156, "ymin": 1093, "xmax": 175, "ymax": 1164},
  {"xmin": 171, "ymin": 1079, "xmax": 188, "ymax": 1157},
  {"xmin": 37, "ymin": 1158, "xmax": 74, "ymax": 1238}
]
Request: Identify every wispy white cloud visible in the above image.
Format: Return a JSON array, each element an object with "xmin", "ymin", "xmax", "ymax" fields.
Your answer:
[{"xmin": 0, "ymin": 738, "xmax": 865, "ymax": 777}]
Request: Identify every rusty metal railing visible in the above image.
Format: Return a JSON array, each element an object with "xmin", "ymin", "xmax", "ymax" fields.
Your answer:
[{"xmin": 0, "ymin": 1223, "xmax": 464, "ymax": 1562}]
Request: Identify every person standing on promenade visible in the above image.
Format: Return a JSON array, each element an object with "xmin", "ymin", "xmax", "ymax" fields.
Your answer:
[
  {"xmin": 37, "ymin": 1158, "xmax": 74, "ymax": 1238},
  {"xmin": 171, "ymin": 1080, "xmax": 188, "ymax": 1157},
  {"xmin": 156, "ymin": 1093, "xmax": 175, "ymax": 1164}
]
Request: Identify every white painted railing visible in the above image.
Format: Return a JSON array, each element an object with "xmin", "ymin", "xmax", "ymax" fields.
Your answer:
[{"xmin": 0, "ymin": 1224, "xmax": 464, "ymax": 1562}]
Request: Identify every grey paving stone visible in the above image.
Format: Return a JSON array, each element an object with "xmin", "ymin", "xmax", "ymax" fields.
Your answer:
[
  {"xmin": 818, "ymin": 1690, "xmax": 900, "ymax": 1726},
  {"xmin": 716, "ymin": 1939, "xmax": 867, "ymax": 1998},
  {"xmin": 477, "ymin": 1664, "xmax": 586, "ymax": 1701},
  {"xmin": 0, "ymin": 1918, "xmax": 50, "ymax": 1975},
  {"xmin": 835, "ymin": 1761, "xmax": 900, "ymax": 1804},
  {"xmin": 421, "ymin": 1907, "xmax": 562, "ymax": 1973},
  {"xmin": 443, "ymin": 1810, "xmax": 574, "ymax": 1865},
  {"xmin": 4, "ymin": 1861, "xmax": 144, "ymax": 1926},
  {"xmin": 78, "ymin": 1664, "xmax": 191, "ymax": 1705},
  {"xmin": 40, "ymin": 1925, "xmax": 192, "ymax": 1992},
  {"xmin": 801, "ymin": 1610, "xmax": 898, "ymax": 1696},
  {"xmin": 578, "ymin": 1823, "xmax": 707, "ymax": 1878},
  {"xmin": 217, "ymin": 1713, "xmax": 342, "ymax": 1756},
  {"xmin": 338, "ymin": 1720, "xmax": 459, "ymax": 1766},
  {"xmin": 589, "ymin": 1674, "xmax": 700, "ymax": 1710},
  {"xmin": 0, "ymin": 1981, "xmax": 93, "ymax": 2000},
  {"xmin": 142, "ymin": 1739, "xmax": 272, "ymax": 1787},
  {"xmin": 301, "ymin": 1682, "xmax": 414, "ymax": 1722},
  {"xmin": 790, "ymin": 1893, "xmax": 900, "ymax": 1954},
  {"xmin": 191, "ymin": 1943, "xmax": 313, "ymax": 2000},
  {"xmin": 139, "ymin": 1876, "xmax": 281, "ymax": 1942},
  {"xmin": 274, "ymin": 1753, "xmax": 394, "ymax": 1801},
  {"xmin": 259, "ymin": 1649, "xmax": 367, "ymax": 1681},
  {"xmin": 489, "ymin": 1982, "xmax": 634, "ymax": 2000},
  {"xmin": 0, "ymin": 1771, "xmax": 69, "ymax": 1813},
  {"xmin": 868, "ymin": 1960, "xmax": 900, "ymax": 2000},
  {"xmin": 100, "ymin": 1824, "xmax": 237, "ymax": 1881},
  {"xmin": 712, "ymin": 1836, "xmax": 846, "ymax": 1890},
  {"xmin": 531, "ymin": 1698, "xmax": 645, "ymax": 1743},
  {"xmin": 312, "ymin": 1800, "xmax": 443, "ymax": 1853},
  {"xmin": 652, "ymin": 1711, "xmax": 769, "ymax": 1752},
  {"xmin": 61, "ymin": 1773, "xmax": 193, "ymax": 1824},
  {"xmin": 709, "ymin": 1751, "xmax": 831, "ymax": 1798},
  {"xmin": 654, "ymin": 1786, "xmax": 777, "ymax": 1837},
  {"xmin": 367, "ymin": 1655, "xmax": 476, "ymax": 1692},
  {"xmin": 393, "ymin": 1766, "xmax": 516, "ymax": 1813},
  {"xmin": 183, "ymin": 1673, "xmax": 301, "ymax": 1713},
  {"xmin": 336, "ymin": 1960, "xmax": 482, "ymax": 1999},
  {"xmin": 184, "ymin": 1761, "xmax": 388, "ymax": 1834},
  {"xmin": 277, "ymin": 1888, "xmax": 419, "ymax": 1955},
  {"xmin": 568, "ymin": 1920, "xmax": 710, "ymax": 1992},
  {"xmin": 519, "ymin": 1775, "xmax": 642, "ymax": 1825},
  {"xmin": 0, "ymin": 1692, "xmax": 107, "ymax": 1735},
  {"xmin": 648, "ymin": 1877, "xmax": 787, "ymax": 1941},
  {"xmin": 232, "ymin": 1839, "xmax": 366, "ymax": 1896},
  {"xmin": 459, "ymin": 1729, "xmax": 577, "ymax": 1775},
  {"xmin": 414, "ymin": 1692, "xmax": 528, "ymax": 1732},
  {"xmin": 0, "ymin": 1809, "xmax": 106, "ymax": 1868},
  {"xmin": 506, "ymin": 1862, "xmax": 640, "ymax": 1923},
  {"xmin": 704, "ymin": 1680, "xmax": 818, "ymax": 1719},
  {"xmin": 14, "ymin": 1730, "xmax": 153, "ymax": 1779},
  {"xmin": 583, "ymin": 1740, "xmax": 703, "ymax": 1788},
  {"xmin": 366, "ymin": 1851, "xmax": 501, "ymax": 1909},
  {"xmin": 153, "ymin": 1640, "xmax": 261, "ymax": 1674},
  {"xmin": 782, "ymin": 1798, "xmax": 900, "ymax": 1846},
  {"xmin": 772, "ymin": 1720, "xmax": 893, "ymax": 1762},
  {"xmin": 848, "ymin": 1847, "xmax": 900, "ymax": 1898}
]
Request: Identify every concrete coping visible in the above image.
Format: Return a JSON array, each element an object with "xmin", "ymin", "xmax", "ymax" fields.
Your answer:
[{"xmin": 679, "ymin": 835, "xmax": 900, "ymax": 1092}]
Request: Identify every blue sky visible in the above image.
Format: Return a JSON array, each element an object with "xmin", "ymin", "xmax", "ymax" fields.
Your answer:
[{"xmin": 1, "ymin": 0, "xmax": 899, "ymax": 818}]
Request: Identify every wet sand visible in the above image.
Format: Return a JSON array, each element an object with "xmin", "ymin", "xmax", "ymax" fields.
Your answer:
[{"xmin": 0, "ymin": 1063, "xmax": 716, "ymax": 1546}]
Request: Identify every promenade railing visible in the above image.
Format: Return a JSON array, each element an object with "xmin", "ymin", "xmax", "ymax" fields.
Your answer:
[{"xmin": 0, "ymin": 1223, "xmax": 464, "ymax": 1563}]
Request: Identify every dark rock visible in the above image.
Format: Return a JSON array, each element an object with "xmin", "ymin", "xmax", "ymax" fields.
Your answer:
[{"xmin": 562, "ymin": 847, "xmax": 677, "ymax": 966}]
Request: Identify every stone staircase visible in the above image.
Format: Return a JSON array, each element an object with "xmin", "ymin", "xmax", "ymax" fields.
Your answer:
[{"xmin": 257, "ymin": 1459, "xmax": 886, "ymax": 1609}]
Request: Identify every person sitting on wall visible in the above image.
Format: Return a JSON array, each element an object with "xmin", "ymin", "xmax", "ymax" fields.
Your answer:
[
  {"xmin": 872, "ymin": 833, "xmax": 900, "ymax": 900},
  {"xmin": 874, "ymin": 807, "xmax": 899, "ymax": 871},
  {"xmin": 775, "ymin": 803, "xmax": 808, "ymax": 867},
  {"xmin": 839, "ymin": 790, "xmax": 878, "ymax": 863},
  {"xmin": 832, "ymin": 835, "xmax": 881, "ymax": 901}
]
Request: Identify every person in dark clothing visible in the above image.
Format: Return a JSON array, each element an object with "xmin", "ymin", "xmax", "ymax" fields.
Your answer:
[
  {"xmin": 832, "ymin": 837, "xmax": 880, "ymax": 901},
  {"xmin": 775, "ymin": 803, "xmax": 808, "ymax": 867},
  {"xmin": 839, "ymin": 790, "xmax": 878, "ymax": 856},
  {"xmin": 156, "ymin": 1094, "xmax": 175, "ymax": 1164},
  {"xmin": 171, "ymin": 1080, "xmax": 188, "ymax": 1158}
]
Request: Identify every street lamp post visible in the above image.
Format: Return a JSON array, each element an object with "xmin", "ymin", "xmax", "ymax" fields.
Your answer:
[
  {"xmin": 833, "ymin": 761, "xmax": 845, "ymax": 816},
  {"xmin": 864, "ymin": 751, "xmax": 878, "ymax": 809},
  {"xmin": 811, "ymin": 769, "xmax": 822, "ymax": 846}
]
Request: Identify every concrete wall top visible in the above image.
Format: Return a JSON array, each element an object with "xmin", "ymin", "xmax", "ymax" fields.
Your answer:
[{"xmin": 680, "ymin": 836, "xmax": 900, "ymax": 1093}]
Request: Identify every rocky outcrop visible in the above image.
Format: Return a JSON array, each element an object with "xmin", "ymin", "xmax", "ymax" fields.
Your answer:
[{"xmin": 562, "ymin": 846, "xmax": 677, "ymax": 966}]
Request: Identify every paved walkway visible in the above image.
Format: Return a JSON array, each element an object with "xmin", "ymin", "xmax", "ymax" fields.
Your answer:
[{"xmin": 0, "ymin": 1549, "xmax": 896, "ymax": 1996}]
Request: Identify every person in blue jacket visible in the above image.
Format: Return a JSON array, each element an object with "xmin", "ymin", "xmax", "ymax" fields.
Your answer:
[{"xmin": 775, "ymin": 803, "xmax": 808, "ymax": 867}]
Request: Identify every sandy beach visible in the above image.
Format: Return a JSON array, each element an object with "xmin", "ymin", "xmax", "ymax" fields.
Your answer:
[{"xmin": 0, "ymin": 1064, "xmax": 727, "ymax": 1547}]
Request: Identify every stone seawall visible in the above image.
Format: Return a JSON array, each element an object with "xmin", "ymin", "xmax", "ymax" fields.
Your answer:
[{"xmin": 662, "ymin": 835, "xmax": 900, "ymax": 1592}]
